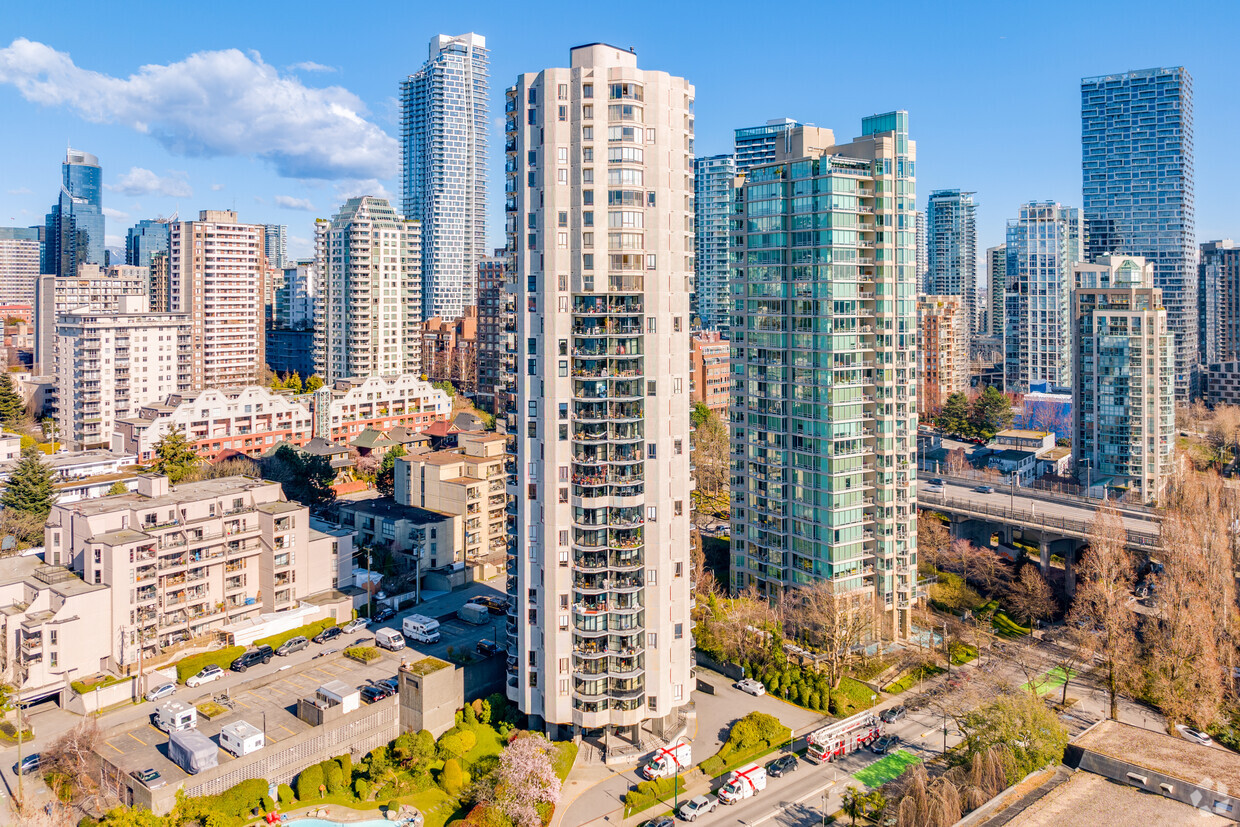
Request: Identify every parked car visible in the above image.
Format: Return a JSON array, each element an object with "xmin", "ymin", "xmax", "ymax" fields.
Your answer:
[
  {"xmin": 144, "ymin": 682, "xmax": 176, "ymax": 703},
  {"xmin": 679, "ymin": 795, "xmax": 717, "ymax": 822},
  {"xmin": 341, "ymin": 618, "xmax": 370, "ymax": 634},
  {"xmin": 312, "ymin": 625, "xmax": 343, "ymax": 645},
  {"xmin": 644, "ymin": 818, "xmax": 675, "ymax": 827},
  {"xmin": 230, "ymin": 645, "xmax": 274, "ymax": 672},
  {"xmin": 360, "ymin": 684, "xmax": 395, "ymax": 704},
  {"xmin": 476, "ymin": 639, "xmax": 501, "ymax": 657},
  {"xmin": 734, "ymin": 678, "xmax": 766, "ymax": 697},
  {"xmin": 379, "ymin": 676, "xmax": 399, "ymax": 693},
  {"xmin": 1176, "ymin": 725, "xmax": 1213, "ymax": 746},
  {"xmin": 131, "ymin": 768, "xmax": 165, "ymax": 788},
  {"xmin": 881, "ymin": 705, "xmax": 907, "ymax": 723},
  {"xmin": 871, "ymin": 734, "xmax": 900, "ymax": 754},
  {"xmin": 765, "ymin": 754, "xmax": 798, "ymax": 777},
  {"xmin": 186, "ymin": 664, "xmax": 224, "ymax": 688},
  {"xmin": 276, "ymin": 636, "xmax": 310, "ymax": 657},
  {"xmin": 929, "ymin": 478, "xmax": 946, "ymax": 486},
  {"xmin": 470, "ymin": 595, "xmax": 510, "ymax": 615},
  {"xmin": 974, "ymin": 485, "xmax": 995, "ymax": 494},
  {"xmin": 13, "ymin": 754, "xmax": 40, "ymax": 776},
  {"xmin": 372, "ymin": 606, "xmax": 396, "ymax": 623}
]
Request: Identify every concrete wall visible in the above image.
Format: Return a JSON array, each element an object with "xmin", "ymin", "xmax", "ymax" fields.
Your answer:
[{"xmin": 66, "ymin": 676, "xmax": 137, "ymax": 715}]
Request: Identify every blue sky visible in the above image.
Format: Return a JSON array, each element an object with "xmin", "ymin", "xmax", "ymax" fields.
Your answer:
[{"xmin": 2, "ymin": 0, "xmax": 1238, "ymax": 262}]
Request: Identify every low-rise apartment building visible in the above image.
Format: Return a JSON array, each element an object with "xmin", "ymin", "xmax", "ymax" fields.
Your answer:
[
  {"xmin": 395, "ymin": 431, "xmax": 508, "ymax": 565},
  {"xmin": 690, "ymin": 331, "xmax": 730, "ymax": 418},
  {"xmin": 45, "ymin": 474, "xmax": 348, "ymax": 665},
  {"xmin": 334, "ymin": 498, "xmax": 460, "ymax": 574},
  {"xmin": 309, "ymin": 374, "xmax": 451, "ymax": 442}
]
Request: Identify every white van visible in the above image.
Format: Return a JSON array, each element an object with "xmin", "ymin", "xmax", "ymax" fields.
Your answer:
[
  {"xmin": 402, "ymin": 614, "xmax": 441, "ymax": 644},
  {"xmin": 375, "ymin": 628, "xmax": 406, "ymax": 651},
  {"xmin": 154, "ymin": 701, "xmax": 197, "ymax": 733}
]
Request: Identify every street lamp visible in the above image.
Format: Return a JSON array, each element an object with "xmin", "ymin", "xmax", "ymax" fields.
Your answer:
[{"xmin": 822, "ymin": 791, "xmax": 829, "ymax": 827}]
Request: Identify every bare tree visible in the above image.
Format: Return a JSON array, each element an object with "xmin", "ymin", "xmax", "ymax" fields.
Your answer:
[
  {"xmin": 1006, "ymin": 566, "xmax": 1055, "ymax": 628},
  {"xmin": 1070, "ymin": 506, "xmax": 1139, "ymax": 719},
  {"xmin": 786, "ymin": 579, "xmax": 874, "ymax": 689},
  {"xmin": 690, "ymin": 407, "xmax": 728, "ymax": 497},
  {"xmin": 895, "ymin": 764, "xmax": 963, "ymax": 827},
  {"xmin": 41, "ymin": 718, "xmax": 102, "ymax": 808},
  {"xmin": 918, "ymin": 516, "xmax": 950, "ymax": 574},
  {"xmin": 1046, "ymin": 624, "xmax": 1094, "ymax": 707}
]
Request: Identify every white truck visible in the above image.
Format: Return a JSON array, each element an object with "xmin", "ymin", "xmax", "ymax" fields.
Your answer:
[
  {"xmin": 717, "ymin": 762, "xmax": 766, "ymax": 805},
  {"xmin": 374, "ymin": 627, "xmax": 406, "ymax": 651},
  {"xmin": 402, "ymin": 614, "xmax": 441, "ymax": 644},
  {"xmin": 805, "ymin": 711, "xmax": 882, "ymax": 765},
  {"xmin": 153, "ymin": 701, "xmax": 197, "ymax": 733},
  {"xmin": 640, "ymin": 739, "xmax": 692, "ymax": 780}
]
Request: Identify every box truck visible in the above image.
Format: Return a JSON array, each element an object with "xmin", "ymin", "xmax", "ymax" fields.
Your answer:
[
  {"xmin": 717, "ymin": 762, "xmax": 766, "ymax": 804},
  {"xmin": 640, "ymin": 739, "xmax": 692, "ymax": 780}
]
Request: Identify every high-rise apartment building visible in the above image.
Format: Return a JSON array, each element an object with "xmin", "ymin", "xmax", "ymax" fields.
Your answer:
[
  {"xmin": 986, "ymin": 244, "xmax": 1006, "ymax": 338},
  {"xmin": 169, "ymin": 210, "xmax": 267, "ymax": 389},
  {"xmin": 34, "ymin": 264, "xmax": 148, "ymax": 375},
  {"xmin": 733, "ymin": 118, "xmax": 801, "ymax": 172},
  {"xmin": 506, "ymin": 44, "xmax": 696, "ymax": 740},
  {"xmin": 1004, "ymin": 202, "xmax": 1083, "ymax": 393},
  {"xmin": 689, "ymin": 330, "xmax": 729, "ymax": 418},
  {"xmin": 693, "ymin": 154, "xmax": 736, "ymax": 331},
  {"xmin": 313, "ymin": 197, "xmax": 421, "ymax": 383},
  {"xmin": 44, "ymin": 148, "xmax": 104, "ymax": 277},
  {"xmin": 1199, "ymin": 240, "xmax": 1240, "ymax": 367},
  {"xmin": 125, "ymin": 219, "xmax": 171, "ymax": 270},
  {"xmin": 1082, "ymin": 67, "xmax": 1196, "ymax": 398},
  {"xmin": 1072, "ymin": 255, "xmax": 1174, "ymax": 501},
  {"xmin": 925, "ymin": 189, "xmax": 978, "ymax": 335},
  {"xmin": 263, "ymin": 224, "xmax": 288, "ymax": 269},
  {"xmin": 476, "ymin": 251, "xmax": 513, "ymax": 417},
  {"xmin": 914, "ymin": 210, "xmax": 928, "ymax": 293},
  {"xmin": 274, "ymin": 260, "xmax": 316, "ymax": 330},
  {"xmin": 401, "ymin": 33, "xmax": 489, "ymax": 320},
  {"xmin": 730, "ymin": 115, "xmax": 919, "ymax": 641},
  {"xmin": 53, "ymin": 298, "xmax": 191, "ymax": 450},
  {"xmin": 422, "ymin": 308, "xmax": 478, "ymax": 395},
  {"xmin": 0, "ymin": 227, "xmax": 43, "ymax": 307},
  {"xmin": 917, "ymin": 295, "xmax": 967, "ymax": 416}
]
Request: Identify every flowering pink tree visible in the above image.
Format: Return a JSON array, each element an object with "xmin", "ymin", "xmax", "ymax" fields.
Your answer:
[{"xmin": 477, "ymin": 733, "xmax": 562, "ymax": 827}]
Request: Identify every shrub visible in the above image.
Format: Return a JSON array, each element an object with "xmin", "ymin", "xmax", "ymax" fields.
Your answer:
[
  {"xmin": 473, "ymin": 698, "xmax": 492, "ymax": 724},
  {"xmin": 344, "ymin": 645, "xmax": 381, "ymax": 664},
  {"xmin": 261, "ymin": 795, "xmax": 275, "ymax": 812},
  {"xmin": 325, "ymin": 761, "xmax": 344, "ymax": 794},
  {"xmin": 622, "ymin": 775, "xmax": 685, "ymax": 812},
  {"xmin": 277, "ymin": 784, "xmax": 296, "ymax": 806},
  {"xmin": 338, "ymin": 752, "xmax": 353, "ymax": 781},
  {"xmin": 354, "ymin": 777, "xmax": 371, "ymax": 800},
  {"xmin": 297, "ymin": 763, "xmax": 325, "ymax": 800},
  {"xmin": 387, "ymin": 800, "xmax": 400, "ymax": 813},
  {"xmin": 438, "ymin": 732, "xmax": 469, "ymax": 760},
  {"xmin": 463, "ymin": 703, "xmax": 477, "ymax": 725},
  {"xmin": 440, "ymin": 758, "xmax": 465, "ymax": 796},
  {"xmin": 176, "ymin": 646, "xmax": 246, "ymax": 683},
  {"xmin": 254, "ymin": 618, "xmax": 336, "ymax": 650}
]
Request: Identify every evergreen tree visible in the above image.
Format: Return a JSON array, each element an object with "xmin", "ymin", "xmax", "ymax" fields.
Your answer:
[
  {"xmin": 149, "ymin": 428, "xmax": 200, "ymax": 483},
  {"xmin": 305, "ymin": 375, "xmax": 325, "ymax": 392},
  {"xmin": 937, "ymin": 392, "xmax": 971, "ymax": 436},
  {"xmin": 0, "ymin": 373, "xmax": 25, "ymax": 426},
  {"xmin": 375, "ymin": 445, "xmax": 408, "ymax": 498},
  {"xmin": 969, "ymin": 385, "xmax": 1014, "ymax": 440},
  {"xmin": 1, "ymin": 446, "xmax": 57, "ymax": 528},
  {"xmin": 262, "ymin": 444, "xmax": 335, "ymax": 505},
  {"xmin": 285, "ymin": 372, "xmax": 303, "ymax": 394},
  {"xmin": 269, "ymin": 373, "xmax": 284, "ymax": 391}
]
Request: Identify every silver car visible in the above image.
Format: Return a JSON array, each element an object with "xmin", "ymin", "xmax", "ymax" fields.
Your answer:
[
  {"xmin": 679, "ymin": 795, "xmax": 717, "ymax": 822},
  {"xmin": 144, "ymin": 682, "xmax": 175, "ymax": 703}
]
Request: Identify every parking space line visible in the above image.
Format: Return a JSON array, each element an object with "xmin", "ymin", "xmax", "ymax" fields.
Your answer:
[
  {"xmin": 128, "ymin": 732, "xmax": 147, "ymax": 746},
  {"xmin": 106, "ymin": 741, "xmax": 123, "ymax": 754},
  {"xmin": 279, "ymin": 725, "xmax": 296, "ymax": 737}
]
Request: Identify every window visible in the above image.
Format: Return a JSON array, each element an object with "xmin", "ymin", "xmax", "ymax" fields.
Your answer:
[
  {"xmin": 647, "ymin": 632, "xmax": 657, "ymax": 648},
  {"xmin": 557, "ymin": 83, "xmax": 568, "ymax": 100},
  {"xmin": 582, "ymin": 169, "xmax": 593, "ymax": 183},
  {"xmin": 558, "ymin": 211, "xmax": 568, "ymax": 227},
  {"xmin": 582, "ymin": 104, "xmax": 593, "ymax": 119},
  {"xmin": 647, "ymin": 317, "xmax": 656, "ymax": 332},
  {"xmin": 583, "ymin": 190, "xmax": 594, "ymax": 206},
  {"xmin": 583, "ymin": 254, "xmax": 594, "ymax": 270},
  {"xmin": 557, "ymin": 169, "xmax": 568, "ymax": 185},
  {"xmin": 559, "ymin": 488, "xmax": 568, "ymax": 503},
  {"xmin": 674, "ymin": 623, "xmax": 684, "ymax": 639},
  {"xmin": 647, "ymin": 380, "xmax": 656, "ymax": 395},
  {"xmin": 648, "ymin": 696, "xmax": 657, "ymax": 711},
  {"xmin": 647, "ymin": 444, "xmax": 657, "ymax": 459},
  {"xmin": 675, "ymin": 562, "xmax": 684, "ymax": 577},
  {"xmin": 674, "ymin": 439, "xmax": 683, "ymax": 455},
  {"xmin": 557, "ymin": 147, "xmax": 568, "ymax": 164},
  {"xmin": 557, "ymin": 232, "xmax": 568, "ymax": 248},
  {"xmin": 558, "ymin": 360, "xmax": 568, "ymax": 377},
  {"xmin": 529, "ymin": 671, "xmax": 538, "ymax": 688},
  {"xmin": 583, "ymin": 212, "xmax": 594, "ymax": 227},
  {"xmin": 582, "ymin": 83, "xmax": 593, "ymax": 98},
  {"xmin": 559, "ymin": 424, "xmax": 568, "ymax": 441},
  {"xmin": 559, "ymin": 595, "xmax": 569, "ymax": 609},
  {"xmin": 647, "ymin": 569, "xmax": 657, "ymax": 585},
  {"xmin": 559, "ymin": 679, "xmax": 570, "ymax": 696},
  {"xmin": 673, "ymin": 377, "xmax": 682, "ymax": 394},
  {"xmin": 674, "ymin": 316, "xmax": 682, "ymax": 332},
  {"xmin": 674, "ymin": 500, "xmax": 684, "ymax": 516},
  {"xmin": 558, "ymin": 614, "xmax": 568, "ymax": 629},
  {"xmin": 647, "ymin": 506, "xmax": 657, "ymax": 521},
  {"xmin": 559, "ymin": 530, "xmax": 569, "ymax": 545},
  {"xmin": 582, "ymin": 126, "xmax": 592, "ymax": 140}
]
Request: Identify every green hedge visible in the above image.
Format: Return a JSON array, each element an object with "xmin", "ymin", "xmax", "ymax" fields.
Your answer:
[
  {"xmin": 699, "ymin": 711, "xmax": 790, "ymax": 778},
  {"xmin": 177, "ymin": 646, "xmax": 246, "ymax": 683},
  {"xmin": 345, "ymin": 646, "xmax": 382, "ymax": 664},
  {"xmin": 623, "ymin": 775, "xmax": 685, "ymax": 814},
  {"xmin": 70, "ymin": 674, "xmax": 128, "ymax": 695},
  {"xmin": 255, "ymin": 618, "xmax": 337, "ymax": 650}
]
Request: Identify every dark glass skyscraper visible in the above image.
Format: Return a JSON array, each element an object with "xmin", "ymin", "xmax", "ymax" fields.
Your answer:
[
  {"xmin": 44, "ymin": 148, "xmax": 104, "ymax": 277},
  {"xmin": 125, "ymin": 219, "xmax": 170, "ymax": 269},
  {"xmin": 1082, "ymin": 67, "xmax": 1196, "ymax": 398}
]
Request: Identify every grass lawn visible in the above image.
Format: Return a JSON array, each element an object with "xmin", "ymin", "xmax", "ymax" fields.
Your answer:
[
  {"xmin": 979, "ymin": 601, "xmax": 1031, "ymax": 638},
  {"xmin": 405, "ymin": 788, "xmax": 460, "ymax": 827},
  {"xmin": 461, "ymin": 721, "xmax": 505, "ymax": 765},
  {"xmin": 883, "ymin": 664, "xmax": 945, "ymax": 695},
  {"xmin": 831, "ymin": 677, "xmax": 881, "ymax": 715},
  {"xmin": 553, "ymin": 741, "xmax": 579, "ymax": 781},
  {"xmin": 1021, "ymin": 666, "xmax": 1076, "ymax": 696},
  {"xmin": 853, "ymin": 749, "xmax": 922, "ymax": 788}
]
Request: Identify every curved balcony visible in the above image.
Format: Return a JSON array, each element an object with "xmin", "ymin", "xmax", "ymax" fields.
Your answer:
[
  {"xmin": 573, "ymin": 613, "xmax": 609, "ymax": 635},
  {"xmin": 608, "ymin": 550, "xmax": 643, "ymax": 570},
  {"xmin": 572, "ymin": 425, "xmax": 610, "ymax": 443},
  {"xmin": 609, "ymin": 423, "xmax": 644, "ymax": 443},
  {"xmin": 608, "ymin": 468, "xmax": 645, "ymax": 485},
  {"xmin": 610, "ymin": 694, "xmax": 645, "ymax": 713},
  {"xmin": 608, "ymin": 612, "xmax": 644, "ymax": 633},
  {"xmin": 573, "ymin": 661, "xmax": 608, "ymax": 679},
  {"xmin": 573, "ymin": 639, "xmax": 609, "ymax": 657},
  {"xmin": 610, "ymin": 574, "xmax": 643, "ymax": 593},
  {"xmin": 608, "ymin": 402, "xmax": 643, "ymax": 422},
  {"xmin": 608, "ymin": 380, "xmax": 643, "ymax": 401},
  {"xmin": 609, "ymin": 656, "xmax": 644, "ymax": 679}
]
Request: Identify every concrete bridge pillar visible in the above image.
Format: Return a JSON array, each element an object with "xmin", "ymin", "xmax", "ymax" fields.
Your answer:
[{"xmin": 1039, "ymin": 538, "xmax": 1050, "ymax": 574}]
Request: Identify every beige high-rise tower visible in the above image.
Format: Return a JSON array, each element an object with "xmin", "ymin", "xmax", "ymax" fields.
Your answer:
[
  {"xmin": 506, "ymin": 44, "xmax": 695, "ymax": 741},
  {"xmin": 169, "ymin": 210, "xmax": 267, "ymax": 388}
]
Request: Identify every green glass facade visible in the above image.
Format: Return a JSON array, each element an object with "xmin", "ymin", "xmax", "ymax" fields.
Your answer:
[{"xmin": 729, "ymin": 115, "xmax": 919, "ymax": 640}]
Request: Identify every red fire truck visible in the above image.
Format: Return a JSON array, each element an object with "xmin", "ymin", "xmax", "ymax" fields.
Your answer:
[{"xmin": 805, "ymin": 711, "xmax": 882, "ymax": 764}]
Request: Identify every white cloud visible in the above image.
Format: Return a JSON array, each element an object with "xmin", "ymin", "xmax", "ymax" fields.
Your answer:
[
  {"xmin": 290, "ymin": 61, "xmax": 334, "ymax": 73},
  {"xmin": 102, "ymin": 207, "xmax": 130, "ymax": 220},
  {"xmin": 211, "ymin": 183, "xmax": 225, "ymax": 191},
  {"xmin": 333, "ymin": 178, "xmax": 394, "ymax": 203},
  {"xmin": 0, "ymin": 38, "xmax": 397, "ymax": 180},
  {"xmin": 6, "ymin": 187, "xmax": 31, "ymax": 195},
  {"xmin": 108, "ymin": 167, "xmax": 193, "ymax": 198},
  {"xmin": 288, "ymin": 235, "xmax": 312, "ymax": 259},
  {"xmin": 275, "ymin": 195, "xmax": 315, "ymax": 211},
  {"xmin": 105, "ymin": 234, "xmax": 124, "ymax": 247}
]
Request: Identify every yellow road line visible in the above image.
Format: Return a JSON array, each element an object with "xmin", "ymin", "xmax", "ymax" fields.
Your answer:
[
  {"xmin": 106, "ymin": 741, "xmax": 123, "ymax": 754},
  {"xmin": 128, "ymin": 732, "xmax": 147, "ymax": 746}
]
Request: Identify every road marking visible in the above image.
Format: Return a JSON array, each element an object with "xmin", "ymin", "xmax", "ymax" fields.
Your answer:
[
  {"xmin": 106, "ymin": 741, "xmax": 123, "ymax": 754},
  {"xmin": 127, "ymin": 732, "xmax": 146, "ymax": 746},
  {"xmin": 279, "ymin": 724, "xmax": 296, "ymax": 737},
  {"xmin": 749, "ymin": 778, "xmax": 837, "ymax": 826},
  {"xmin": 235, "ymin": 698, "xmax": 251, "ymax": 709}
]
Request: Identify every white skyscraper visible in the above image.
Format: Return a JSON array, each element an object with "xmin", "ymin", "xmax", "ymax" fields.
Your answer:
[
  {"xmin": 506, "ymin": 44, "xmax": 696, "ymax": 741},
  {"xmin": 314, "ymin": 197, "xmax": 421, "ymax": 383},
  {"xmin": 263, "ymin": 224, "xmax": 288, "ymax": 269},
  {"xmin": 401, "ymin": 33, "xmax": 489, "ymax": 320}
]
